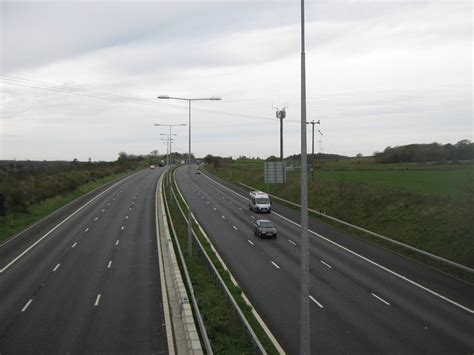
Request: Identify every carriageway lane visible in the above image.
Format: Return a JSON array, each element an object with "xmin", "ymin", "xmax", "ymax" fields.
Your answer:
[
  {"xmin": 0, "ymin": 168, "xmax": 168, "ymax": 354},
  {"xmin": 176, "ymin": 166, "xmax": 474, "ymax": 354}
]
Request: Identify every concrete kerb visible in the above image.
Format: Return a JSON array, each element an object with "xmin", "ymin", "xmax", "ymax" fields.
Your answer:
[{"xmin": 156, "ymin": 173, "xmax": 203, "ymax": 355}]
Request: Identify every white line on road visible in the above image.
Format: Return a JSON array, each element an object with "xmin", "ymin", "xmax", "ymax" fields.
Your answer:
[
  {"xmin": 102, "ymin": 209, "xmax": 105, "ymax": 213},
  {"xmin": 53, "ymin": 263, "xmax": 61, "ymax": 272},
  {"xmin": 121, "ymin": 226, "xmax": 125, "ymax": 230},
  {"xmin": 321, "ymin": 260, "xmax": 332, "ymax": 269},
  {"xmin": 200, "ymin": 170, "xmax": 474, "ymax": 315},
  {"xmin": 85, "ymin": 227, "xmax": 90, "ymax": 232},
  {"xmin": 233, "ymin": 226, "xmax": 238, "ymax": 230},
  {"xmin": 115, "ymin": 240, "xmax": 119, "ymax": 246},
  {"xmin": 371, "ymin": 293, "xmax": 391, "ymax": 305},
  {"xmin": 213, "ymin": 207, "xmax": 216, "ymax": 211},
  {"xmin": 288, "ymin": 240, "xmax": 296, "ymax": 246},
  {"xmin": 271, "ymin": 261, "xmax": 280, "ymax": 269},
  {"xmin": 94, "ymin": 294, "xmax": 101, "ymax": 306},
  {"xmin": 250, "ymin": 215, "xmax": 255, "ymax": 219},
  {"xmin": 222, "ymin": 215, "xmax": 226, "ymax": 219},
  {"xmin": 239, "ymin": 207, "xmax": 243, "ymax": 211},
  {"xmin": 107, "ymin": 261, "xmax": 112, "ymax": 268},
  {"xmin": 72, "ymin": 242, "xmax": 77, "ymax": 248},
  {"xmin": 129, "ymin": 207, "xmax": 132, "ymax": 211},
  {"xmin": 248, "ymin": 240, "xmax": 254, "ymax": 246},
  {"xmin": 107, "ymin": 202, "xmax": 110, "ymax": 206},
  {"xmin": 206, "ymin": 201, "xmax": 210, "ymax": 204},
  {"xmin": 21, "ymin": 299, "xmax": 33, "ymax": 312},
  {"xmin": 309, "ymin": 295, "xmax": 324, "ymax": 308},
  {"xmin": 94, "ymin": 217, "xmax": 98, "ymax": 221},
  {"xmin": 125, "ymin": 215, "xmax": 129, "ymax": 219}
]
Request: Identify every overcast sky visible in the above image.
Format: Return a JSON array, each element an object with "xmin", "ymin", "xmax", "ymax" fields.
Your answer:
[{"xmin": 0, "ymin": 0, "xmax": 472, "ymax": 161}]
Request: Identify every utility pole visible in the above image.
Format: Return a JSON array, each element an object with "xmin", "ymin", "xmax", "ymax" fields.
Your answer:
[
  {"xmin": 306, "ymin": 120, "xmax": 320, "ymax": 181},
  {"xmin": 275, "ymin": 107, "xmax": 286, "ymax": 161}
]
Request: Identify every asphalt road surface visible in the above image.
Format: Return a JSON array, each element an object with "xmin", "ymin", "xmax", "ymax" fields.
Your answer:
[
  {"xmin": 0, "ymin": 168, "xmax": 168, "ymax": 354},
  {"xmin": 176, "ymin": 165, "xmax": 474, "ymax": 354}
]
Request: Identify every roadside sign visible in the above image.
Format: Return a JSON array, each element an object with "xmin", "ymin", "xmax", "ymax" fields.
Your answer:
[{"xmin": 264, "ymin": 162, "xmax": 286, "ymax": 184}]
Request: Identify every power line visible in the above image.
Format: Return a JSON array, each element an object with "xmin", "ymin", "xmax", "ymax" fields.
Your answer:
[{"xmin": 1, "ymin": 75, "xmax": 299, "ymax": 123}]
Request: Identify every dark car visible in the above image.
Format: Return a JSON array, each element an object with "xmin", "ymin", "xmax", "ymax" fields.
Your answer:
[{"xmin": 254, "ymin": 219, "xmax": 277, "ymax": 239}]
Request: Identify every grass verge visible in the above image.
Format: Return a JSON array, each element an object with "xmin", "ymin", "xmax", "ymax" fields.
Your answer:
[
  {"xmin": 205, "ymin": 164, "xmax": 474, "ymax": 284},
  {"xmin": 165, "ymin": 168, "xmax": 279, "ymax": 354},
  {"xmin": 0, "ymin": 171, "xmax": 133, "ymax": 244}
]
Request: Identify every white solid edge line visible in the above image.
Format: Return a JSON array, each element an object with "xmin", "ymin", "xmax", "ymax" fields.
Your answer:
[
  {"xmin": 200, "ymin": 170, "xmax": 474, "ymax": 314},
  {"xmin": 372, "ymin": 293, "xmax": 391, "ymax": 306},
  {"xmin": 94, "ymin": 294, "xmax": 101, "ymax": 306},
  {"xmin": 309, "ymin": 295, "xmax": 324, "ymax": 308},
  {"xmin": 21, "ymin": 299, "xmax": 33, "ymax": 312},
  {"xmin": 107, "ymin": 261, "xmax": 112, "ymax": 268},
  {"xmin": 53, "ymin": 263, "xmax": 60, "ymax": 272},
  {"xmin": 248, "ymin": 240, "xmax": 255, "ymax": 246},
  {"xmin": 288, "ymin": 239, "xmax": 296, "ymax": 246},
  {"xmin": 321, "ymin": 260, "xmax": 332, "ymax": 269},
  {"xmin": 0, "ymin": 171, "xmax": 142, "ymax": 273},
  {"xmin": 271, "ymin": 261, "xmax": 280, "ymax": 269}
]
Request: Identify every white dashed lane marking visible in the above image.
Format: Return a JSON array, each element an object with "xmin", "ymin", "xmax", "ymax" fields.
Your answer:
[
  {"xmin": 309, "ymin": 295, "xmax": 324, "ymax": 308},
  {"xmin": 72, "ymin": 242, "xmax": 77, "ymax": 248},
  {"xmin": 371, "ymin": 293, "xmax": 391, "ymax": 306},
  {"xmin": 321, "ymin": 261, "xmax": 332, "ymax": 269},
  {"xmin": 115, "ymin": 240, "xmax": 120, "ymax": 246},
  {"xmin": 250, "ymin": 216, "xmax": 255, "ymax": 219},
  {"xmin": 248, "ymin": 240, "xmax": 254, "ymax": 246},
  {"xmin": 94, "ymin": 217, "xmax": 98, "ymax": 221},
  {"xmin": 288, "ymin": 240, "xmax": 296, "ymax": 246},
  {"xmin": 271, "ymin": 261, "xmax": 280, "ymax": 269},
  {"xmin": 94, "ymin": 294, "xmax": 101, "ymax": 306},
  {"xmin": 107, "ymin": 261, "xmax": 112, "ymax": 268},
  {"xmin": 21, "ymin": 299, "xmax": 33, "ymax": 312},
  {"xmin": 222, "ymin": 215, "xmax": 226, "ymax": 219},
  {"xmin": 85, "ymin": 227, "xmax": 90, "ymax": 233},
  {"xmin": 121, "ymin": 226, "xmax": 125, "ymax": 230},
  {"xmin": 53, "ymin": 263, "xmax": 60, "ymax": 272},
  {"xmin": 233, "ymin": 226, "xmax": 238, "ymax": 230}
]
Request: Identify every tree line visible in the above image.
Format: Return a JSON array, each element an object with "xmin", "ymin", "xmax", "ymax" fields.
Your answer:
[{"xmin": 373, "ymin": 140, "xmax": 473, "ymax": 164}]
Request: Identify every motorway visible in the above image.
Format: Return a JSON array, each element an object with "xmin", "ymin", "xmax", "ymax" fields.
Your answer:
[
  {"xmin": 175, "ymin": 165, "xmax": 474, "ymax": 354},
  {"xmin": 0, "ymin": 168, "xmax": 168, "ymax": 354}
]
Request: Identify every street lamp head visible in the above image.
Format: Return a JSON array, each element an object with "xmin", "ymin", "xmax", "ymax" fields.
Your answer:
[
  {"xmin": 210, "ymin": 96, "xmax": 221, "ymax": 101},
  {"xmin": 157, "ymin": 95, "xmax": 169, "ymax": 99}
]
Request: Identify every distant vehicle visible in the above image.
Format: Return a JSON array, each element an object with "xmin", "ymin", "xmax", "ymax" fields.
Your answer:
[
  {"xmin": 158, "ymin": 160, "xmax": 165, "ymax": 167},
  {"xmin": 248, "ymin": 191, "xmax": 271, "ymax": 213},
  {"xmin": 254, "ymin": 219, "xmax": 277, "ymax": 239},
  {"xmin": 195, "ymin": 168, "xmax": 201, "ymax": 174},
  {"xmin": 150, "ymin": 165, "xmax": 155, "ymax": 169}
]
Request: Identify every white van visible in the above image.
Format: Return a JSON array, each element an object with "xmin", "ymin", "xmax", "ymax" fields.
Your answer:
[{"xmin": 248, "ymin": 191, "xmax": 271, "ymax": 213}]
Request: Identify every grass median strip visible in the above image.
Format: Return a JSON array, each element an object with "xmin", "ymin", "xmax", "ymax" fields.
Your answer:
[{"xmin": 165, "ymin": 168, "xmax": 279, "ymax": 354}]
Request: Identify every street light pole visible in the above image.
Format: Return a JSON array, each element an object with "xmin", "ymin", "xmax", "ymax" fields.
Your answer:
[
  {"xmin": 300, "ymin": 0, "xmax": 310, "ymax": 353},
  {"xmin": 157, "ymin": 95, "xmax": 221, "ymax": 256},
  {"xmin": 154, "ymin": 123, "xmax": 186, "ymax": 166}
]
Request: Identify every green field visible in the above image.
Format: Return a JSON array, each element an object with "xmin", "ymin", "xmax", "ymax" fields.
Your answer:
[{"xmin": 229, "ymin": 159, "xmax": 473, "ymax": 198}]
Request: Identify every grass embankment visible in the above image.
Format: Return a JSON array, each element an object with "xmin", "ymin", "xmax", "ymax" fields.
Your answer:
[
  {"xmin": 164, "ymin": 169, "xmax": 278, "ymax": 354},
  {"xmin": 206, "ymin": 163, "xmax": 474, "ymax": 282},
  {"xmin": 0, "ymin": 172, "xmax": 131, "ymax": 244}
]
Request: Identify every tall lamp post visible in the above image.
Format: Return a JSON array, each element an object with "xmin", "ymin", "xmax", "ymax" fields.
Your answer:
[
  {"xmin": 300, "ymin": 0, "xmax": 310, "ymax": 353},
  {"xmin": 154, "ymin": 123, "xmax": 186, "ymax": 166},
  {"xmin": 157, "ymin": 95, "xmax": 221, "ymax": 256}
]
